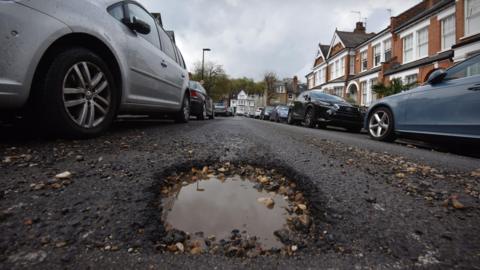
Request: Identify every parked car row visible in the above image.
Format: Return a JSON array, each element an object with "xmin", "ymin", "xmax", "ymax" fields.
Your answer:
[{"xmin": 256, "ymin": 53, "xmax": 480, "ymax": 143}]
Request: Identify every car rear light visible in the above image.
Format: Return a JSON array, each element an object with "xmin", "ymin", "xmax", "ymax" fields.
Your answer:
[{"xmin": 190, "ymin": 91, "xmax": 197, "ymax": 97}]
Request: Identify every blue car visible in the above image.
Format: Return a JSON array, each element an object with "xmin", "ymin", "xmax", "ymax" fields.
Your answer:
[
  {"xmin": 365, "ymin": 54, "xmax": 480, "ymax": 142},
  {"xmin": 270, "ymin": 105, "xmax": 289, "ymax": 123}
]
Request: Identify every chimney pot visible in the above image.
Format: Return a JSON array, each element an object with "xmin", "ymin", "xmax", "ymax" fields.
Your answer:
[{"xmin": 354, "ymin": 22, "xmax": 366, "ymax": 34}]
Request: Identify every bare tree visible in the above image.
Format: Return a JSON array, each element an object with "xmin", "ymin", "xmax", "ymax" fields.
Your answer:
[{"xmin": 263, "ymin": 71, "xmax": 278, "ymax": 106}]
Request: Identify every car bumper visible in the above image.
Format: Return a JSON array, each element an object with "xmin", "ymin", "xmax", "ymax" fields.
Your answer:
[
  {"xmin": 0, "ymin": 2, "xmax": 70, "ymax": 109},
  {"xmin": 318, "ymin": 112, "xmax": 363, "ymax": 127},
  {"xmin": 190, "ymin": 98, "xmax": 203, "ymax": 115}
]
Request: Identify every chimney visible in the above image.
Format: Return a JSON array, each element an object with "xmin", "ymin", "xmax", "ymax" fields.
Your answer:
[
  {"xmin": 293, "ymin": 76, "xmax": 298, "ymax": 93},
  {"xmin": 354, "ymin": 22, "xmax": 366, "ymax": 34}
]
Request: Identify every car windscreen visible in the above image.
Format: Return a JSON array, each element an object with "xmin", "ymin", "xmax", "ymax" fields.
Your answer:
[
  {"xmin": 277, "ymin": 106, "xmax": 289, "ymax": 111},
  {"xmin": 310, "ymin": 92, "xmax": 346, "ymax": 102}
]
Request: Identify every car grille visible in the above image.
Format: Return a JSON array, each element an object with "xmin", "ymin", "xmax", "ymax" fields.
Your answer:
[{"xmin": 338, "ymin": 106, "xmax": 359, "ymax": 115}]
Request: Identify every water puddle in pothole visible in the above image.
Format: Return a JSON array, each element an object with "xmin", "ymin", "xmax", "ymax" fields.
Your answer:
[
  {"xmin": 156, "ymin": 164, "xmax": 316, "ymax": 257},
  {"xmin": 162, "ymin": 175, "xmax": 289, "ymax": 249}
]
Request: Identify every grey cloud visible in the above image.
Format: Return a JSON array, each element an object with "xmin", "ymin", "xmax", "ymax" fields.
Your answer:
[{"xmin": 138, "ymin": 0, "xmax": 420, "ymax": 81}]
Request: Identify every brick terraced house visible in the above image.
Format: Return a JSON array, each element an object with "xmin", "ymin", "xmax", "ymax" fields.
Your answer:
[{"xmin": 306, "ymin": 0, "xmax": 480, "ymax": 107}]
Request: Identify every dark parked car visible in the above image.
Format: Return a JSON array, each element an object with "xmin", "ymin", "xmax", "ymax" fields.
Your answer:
[
  {"xmin": 189, "ymin": 81, "xmax": 214, "ymax": 120},
  {"xmin": 260, "ymin": 106, "xmax": 275, "ymax": 120},
  {"xmin": 214, "ymin": 103, "xmax": 232, "ymax": 116},
  {"xmin": 270, "ymin": 105, "xmax": 289, "ymax": 122},
  {"xmin": 365, "ymin": 53, "xmax": 480, "ymax": 142},
  {"xmin": 287, "ymin": 91, "xmax": 363, "ymax": 132}
]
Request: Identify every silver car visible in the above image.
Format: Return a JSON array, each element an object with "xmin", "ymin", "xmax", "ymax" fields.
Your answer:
[{"xmin": 0, "ymin": 0, "xmax": 190, "ymax": 137}]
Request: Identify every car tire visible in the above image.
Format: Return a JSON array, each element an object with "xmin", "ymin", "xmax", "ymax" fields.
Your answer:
[
  {"xmin": 368, "ymin": 107, "xmax": 396, "ymax": 142},
  {"xmin": 287, "ymin": 111, "xmax": 295, "ymax": 125},
  {"xmin": 209, "ymin": 105, "xmax": 215, "ymax": 120},
  {"xmin": 198, "ymin": 103, "xmax": 207, "ymax": 120},
  {"xmin": 35, "ymin": 47, "xmax": 118, "ymax": 138},
  {"xmin": 175, "ymin": 94, "xmax": 190, "ymax": 123},
  {"xmin": 304, "ymin": 107, "xmax": 316, "ymax": 128}
]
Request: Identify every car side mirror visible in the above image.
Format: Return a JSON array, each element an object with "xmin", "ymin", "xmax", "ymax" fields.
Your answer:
[
  {"xmin": 427, "ymin": 69, "xmax": 446, "ymax": 85},
  {"xmin": 127, "ymin": 16, "xmax": 151, "ymax": 35}
]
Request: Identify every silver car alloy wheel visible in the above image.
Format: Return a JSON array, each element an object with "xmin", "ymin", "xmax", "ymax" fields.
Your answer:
[
  {"xmin": 369, "ymin": 111, "xmax": 390, "ymax": 138},
  {"xmin": 203, "ymin": 103, "xmax": 207, "ymax": 119},
  {"xmin": 183, "ymin": 97, "xmax": 190, "ymax": 120},
  {"xmin": 62, "ymin": 61, "xmax": 111, "ymax": 129}
]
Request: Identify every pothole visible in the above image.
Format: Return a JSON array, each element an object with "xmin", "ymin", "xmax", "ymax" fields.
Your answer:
[{"xmin": 153, "ymin": 162, "xmax": 320, "ymax": 257}]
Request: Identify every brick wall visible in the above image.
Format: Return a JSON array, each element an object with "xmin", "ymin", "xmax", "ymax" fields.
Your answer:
[
  {"xmin": 392, "ymin": 33, "xmax": 403, "ymax": 64},
  {"xmin": 456, "ymin": 0, "xmax": 465, "ymax": 41},
  {"xmin": 429, "ymin": 16, "xmax": 441, "ymax": 55},
  {"xmin": 367, "ymin": 44, "xmax": 373, "ymax": 69}
]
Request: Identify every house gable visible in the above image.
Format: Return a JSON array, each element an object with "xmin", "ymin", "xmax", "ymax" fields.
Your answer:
[{"xmin": 327, "ymin": 32, "xmax": 346, "ymax": 59}]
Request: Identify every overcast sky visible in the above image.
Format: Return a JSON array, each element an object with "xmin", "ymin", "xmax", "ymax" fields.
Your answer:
[{"xmin": 138, "ymin": 0, "xmax": 420, "ymax": 82}]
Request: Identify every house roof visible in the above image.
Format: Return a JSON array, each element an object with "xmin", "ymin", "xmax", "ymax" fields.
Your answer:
[
  {"xmin": 336, "ymin": 31, "xmax": 376, "ymax": 48},
  {"xmin": 393, "ymin": 0, "xmax": 455, "ymax": 33},
  {"xmin": 384, "ymin": 50, "xmax": 453, "ymax": 76},
  {"xmin": 319, "ymin": 45, "xmax": 330, "ymax": 57}
]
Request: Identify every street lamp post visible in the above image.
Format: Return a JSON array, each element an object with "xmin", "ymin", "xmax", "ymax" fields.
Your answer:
[{"xmin": 201, "ymin": 48, "xmax": 211, "ymax": 81}]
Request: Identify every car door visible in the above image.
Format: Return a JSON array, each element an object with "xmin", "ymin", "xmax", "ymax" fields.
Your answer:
[
  {"xmin": 122, "ymin": 3, "xmax": 177, "ymax": 108},
  {"xmin": 404, "ymin": 55, "xmax": 480, "ymax": 137},
  {"xmin": 158, "ymin": 28, "xmax": 187, "ymax": 105},
  {"xmin": 291, "ymin": 92, "xmax": 305, "ymax": 119}
]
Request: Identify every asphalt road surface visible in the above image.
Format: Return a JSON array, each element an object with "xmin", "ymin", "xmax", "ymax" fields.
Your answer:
[{"xmin": 1, "ymin": 116, "xmax": 479, "ymax": 269}]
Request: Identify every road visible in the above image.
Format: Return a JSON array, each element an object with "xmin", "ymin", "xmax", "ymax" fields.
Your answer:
[{"xmin": 1, "ymin": 116, "xmax": 479, "ymax": 269}]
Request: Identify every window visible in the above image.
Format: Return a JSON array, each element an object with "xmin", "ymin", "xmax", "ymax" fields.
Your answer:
[
  {"xmin": 404, "ymin": 74, "xmax": 418, "ymax": 88},
  {"xmin": 319, "ymin": 68, "xmax": 325, "ymax": 84},
  {"xmin": 108, "ymin": 4, "xmax": 125, "ymax": 21},
  {"xmin": 384, "ymin": 39, "xmax": 392, "ymax": 62},
  {"xmin": 339, "ymin": 57, "xmax": 345, "ymax": 76},
  {"xmin": 334, "ymin": 87, "xmax": 343, "ymax": 97},
  {"xmin": 417, "ymin": 27, "xmax": 429, "ymax": 58},
  {"xmin": 315, "ymin": 71, "xmax": 320, "ymax": 85},
  {"xmin": 349, "ymin": 56, "xmax": 355, "ymax": 75},
  {"xmin": 403, "ymin": 34, "xmax": 413, "ymax": 63},
  {"xmin": 370, "ymin": 78, "xmax": 378, "ymax": 102},
  {"xmin": 361, "ymin": 50, "xmax": 368, "ymax": 71},
  {"xmin": 334, "ymin": 60, "xmax": 339, "ymax": 78},
  {"xmin": 466, "ymin": 0, "xmax": 480, "ymax": 36},
  {"xmin": 329, "ymin": 64, "xmax": 334, "ymax": 81},
  {"xmin": 445, "ymin": 54, "xmax": 480, "ymax": 80},
  {"xmin": 127, "ymin": 4, "xmax": 160, "ymax": 48},
  {"xmin": 441, "ymin": 15, "xmax": 456, "ymax": 50},
  {"xmin": 360, "ymin": 81, "xmax": 367, "ymax": 106},
  {"xmin": 158, "ymin": 28, "xmax": 177, "ymax": 61},
  {"xmin": 373, "ymin": 44, "xmax": 381, "ymax": 66}
]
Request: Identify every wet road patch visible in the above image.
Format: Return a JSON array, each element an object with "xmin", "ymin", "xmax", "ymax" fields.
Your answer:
[{"xmin": 152, "ymin": 163, "xmax": 320, "ymax": 257}]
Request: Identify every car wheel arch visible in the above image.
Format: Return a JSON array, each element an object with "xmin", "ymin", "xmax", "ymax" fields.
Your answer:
[{"xmin": 29, "ymin": 33, "xmax": 124, "ymax": 111}]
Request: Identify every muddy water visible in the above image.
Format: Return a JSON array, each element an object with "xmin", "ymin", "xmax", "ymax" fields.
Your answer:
[{"xmin": 162, "ymin": 175, "xmax": 290, "ymax": 249}]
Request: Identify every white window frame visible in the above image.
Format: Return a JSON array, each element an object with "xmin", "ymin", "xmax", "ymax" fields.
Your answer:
[
  {"xmin": 373, "ymin": 44, "xmax": 381, "ymax": 67},
  {"xmin": 465, "ymin": 0, "xmax": 480, "ymax": 37},
  {"xmin": 383, "ymin": 38, "xmax": 392, "ymax": 62},
  {"xmin": 441, "ymin": 15, "xmax": 456, "ymax": 51},
  {"xmin": 339, "ymin": 57, "xmax": 345, "ymax": 77},
  {"xmin": 417, "ymin": 27, "xmax": 429, "ymax": 58},
  {"xmin": 361, "ymin": 50, "xmax": 368, "ymax": 72},
  {"xmin": 349, "ymin": 56, "xmax": 355, "ymax": 75},
  {"xmin": 320, "ymin": 67, "xmax": 325, "ymax": 84},
  {"xmin": 403, "ymin": 34, "xmax": 413, "ymax": 63}
]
